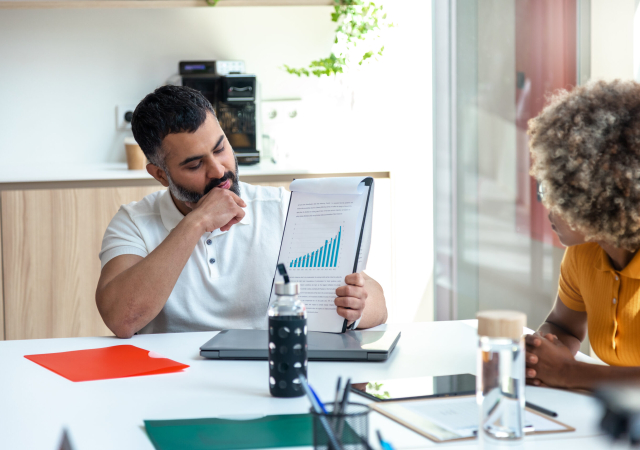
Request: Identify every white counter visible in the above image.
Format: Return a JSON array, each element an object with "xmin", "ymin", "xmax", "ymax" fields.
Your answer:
[{"xmin": 0, "ymin": 161, "xmax": 389, "ymax": 185}]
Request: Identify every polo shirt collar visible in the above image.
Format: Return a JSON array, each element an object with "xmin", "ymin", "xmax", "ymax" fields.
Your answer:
[
  {"xmin": 595, "ymin": 246, "xmax": 640, "ymax": 279},
  {"xmin": 159, "ymin": 187, "xmax": 252, "ymax": 234}
]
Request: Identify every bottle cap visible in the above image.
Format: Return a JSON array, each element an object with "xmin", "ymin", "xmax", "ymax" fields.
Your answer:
[
  {"xmin": 477, "ymin": 310, "xmax": 526, "ymax": 340},
  {"xmin": 275, "ymin": 282, "xmax": 300, "ymax": 295}
]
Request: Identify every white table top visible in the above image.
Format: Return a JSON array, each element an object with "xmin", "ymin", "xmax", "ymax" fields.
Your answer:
[{"xmin": 0, "ymin": 321, "xmax": 611, "ymax": 450}]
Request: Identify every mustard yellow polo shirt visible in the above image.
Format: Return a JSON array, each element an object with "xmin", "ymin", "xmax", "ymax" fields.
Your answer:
[{"xmin": 559, "ymin": 242, "xmax": 640, "ymax": 366}]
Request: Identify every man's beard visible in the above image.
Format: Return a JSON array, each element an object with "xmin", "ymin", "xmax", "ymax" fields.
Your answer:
[{"xmin": 165, "ymin": 157, "xmax": 240, "ymax": 204}]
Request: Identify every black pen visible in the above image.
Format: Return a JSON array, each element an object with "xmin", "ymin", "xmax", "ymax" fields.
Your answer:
[
  {"xmin": 333, "ymin": 377, "xmax": 342, "ymax": 414},
  {"xmin": 340, "ymin": 378, "xmax": 351, "ymax": 415},
  {"xmin": 337, "ymin": 378, "xmax": 351, "ymax": 438},
  {"xmin": 526, "ymin": 401, "xmax": 557, "ymax": 417}
]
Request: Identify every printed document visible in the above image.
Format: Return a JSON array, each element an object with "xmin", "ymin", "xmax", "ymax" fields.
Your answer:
[
  {"xmin": 269, "ymin": 177, "xmax": 374, "ymax": 333},
  {"xmin": 373, "ymin": 396, "xmax": 571, "ymax": 442}
]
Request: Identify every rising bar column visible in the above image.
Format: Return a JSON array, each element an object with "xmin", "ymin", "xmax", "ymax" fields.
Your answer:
[{"xmin": 333, "ymin": 226, "xmax": 341, "ymax": 267}]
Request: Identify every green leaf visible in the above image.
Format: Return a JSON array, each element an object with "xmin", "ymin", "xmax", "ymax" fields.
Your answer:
[
  {"xmin": 284, "ymin": 0, "xmax": 392, "ymax": 78},
  {"xmin": 359, "ymin": 50, "xmax": 374, "ymax": 64}
]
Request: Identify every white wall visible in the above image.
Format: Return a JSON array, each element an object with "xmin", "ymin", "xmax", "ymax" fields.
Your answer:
[
  {"xmin": 592, "ymin": 0, "xmax": 634, "ymax": 80},
  {"xmin": 0, "ymin": 2, "xmax": 434, "ymax": 323},
  {"xmin": 0, "ymin": 6, "xmax": 335, "ymax": 165},
  {"xmin": 355, "ymin": 0, "xmax": 432, "ymax": 323},
  {"xmin": 634, "ymin": 0, "xmax": 640, "ymax": 80}
]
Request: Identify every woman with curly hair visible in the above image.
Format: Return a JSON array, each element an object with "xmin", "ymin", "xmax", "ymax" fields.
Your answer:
[{"xmin": 525, "ymin": 79, "xmax": 640, "ymax": 389}]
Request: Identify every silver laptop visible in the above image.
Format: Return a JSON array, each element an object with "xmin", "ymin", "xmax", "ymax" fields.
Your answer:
[{"xmin": 200, "ymin": 329, "xmax": 401, "ymax": 361}]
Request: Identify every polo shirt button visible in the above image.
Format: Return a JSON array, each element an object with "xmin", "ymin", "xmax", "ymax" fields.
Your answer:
[
  {"xmin": 615, "ymin": 276, "xmax": 619, "ymax": 281},
  {"xmin": 613, "ymin": 298, "xmax": 617, "ymax": 304},
  {"xmin": 206, "ymin": 239, "xmax": 212, "ymax": 245},
  {"xmin": 209, "ymin": 258, "xmax": 216, "ymax": 264}
]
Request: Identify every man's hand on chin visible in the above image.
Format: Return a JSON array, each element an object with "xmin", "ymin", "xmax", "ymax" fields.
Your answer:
[{"xmin": 335, "ymin": 273, "xmax": 368, "ymax": 326}]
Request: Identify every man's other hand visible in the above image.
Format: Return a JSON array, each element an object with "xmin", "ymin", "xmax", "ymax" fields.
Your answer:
[
  {"xmin": 186, "ymin": 188, "xmax": 246, "ymax": 233},
  {"xmin": 335, "ymin": 273, "xmax": 368, "ymax": 324}
]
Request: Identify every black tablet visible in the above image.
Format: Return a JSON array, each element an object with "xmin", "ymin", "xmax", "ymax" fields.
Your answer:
[{"xmin": 351, "ymin": 374, "xmax": 476, "ymax": 402}]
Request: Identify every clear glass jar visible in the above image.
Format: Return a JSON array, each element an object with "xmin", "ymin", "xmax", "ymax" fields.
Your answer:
[
  {"xmin": 477, "ymin": 335, "xmax": 525, "ymax": 444},
  {"xmin": 268, "ymin": 282, "xmax": 307, "ymax": 398},
  {"xmin": 268, "ymin": 287, "xmax": 306, "ymax": 320}
]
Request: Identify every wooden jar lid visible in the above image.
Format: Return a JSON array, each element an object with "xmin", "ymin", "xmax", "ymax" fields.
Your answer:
[{"xmin": 477, "ymin": 310, "xmax": 526, "ymax": 340}]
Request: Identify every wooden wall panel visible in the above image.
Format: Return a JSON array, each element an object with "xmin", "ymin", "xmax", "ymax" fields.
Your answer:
[{"xmin": 1, "ymin": 185, "xmax": 164, "ymax": 340}]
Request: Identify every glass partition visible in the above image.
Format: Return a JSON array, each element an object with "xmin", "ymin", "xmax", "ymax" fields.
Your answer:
[{"xmin": 434, "ymin": 0, "xmax": 588, "ymax": 332}]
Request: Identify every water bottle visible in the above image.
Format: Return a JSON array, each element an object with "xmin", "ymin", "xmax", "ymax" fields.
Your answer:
[
  {"xmin": 477, "ymin": 310, "xmax": 527, "ymax": 447},
  {"xmin": 268, "ymin": 270, "xmax": 307, "ymax": 398}
]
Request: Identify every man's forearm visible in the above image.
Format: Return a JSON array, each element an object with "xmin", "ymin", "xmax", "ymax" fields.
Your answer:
[
  {"xmin": 98, "ymin": 216, "xmax": 203, "ymax": 338},
  {"xmin": 538, "ymin": 321, "xmax": 582, "ymax": 355},
  {"xmin": 357, "ymin": 275, "xmax": 387, "ymax": 329}
]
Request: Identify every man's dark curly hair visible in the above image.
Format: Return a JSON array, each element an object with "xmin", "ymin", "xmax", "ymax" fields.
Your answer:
[
  {"xmin": 529, "ymin": 79, "xmax": 640, "ymax": 251},
  {"xmin": 131, "ymin": 85, "xmax": 216, "ymax": 167}
]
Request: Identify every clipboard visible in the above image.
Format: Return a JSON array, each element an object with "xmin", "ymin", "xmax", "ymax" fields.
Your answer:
[
  {"xmin": 268, "ymin": 176, "xmax": 374, "ymax": 333},
  {"xmin": 370, "ymin": 395, "xmax": 575, "ymax": 443},
  {"xmin": 343, "ymin": 176, "xmax": 373, "ymax": 332}
]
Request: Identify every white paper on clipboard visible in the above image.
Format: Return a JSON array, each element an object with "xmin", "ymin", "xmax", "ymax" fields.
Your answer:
[
  {"xmin": 269, "ymin": 177, "xmax": 374, "ymax": 332},
  {"xmin": 371, "ymin": 396, "xmax": 574, "ymax": 443}
]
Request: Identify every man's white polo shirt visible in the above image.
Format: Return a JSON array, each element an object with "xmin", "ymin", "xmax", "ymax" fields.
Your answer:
[{"xmin": 99, "ymin": 182, "xmax": 289, "ymax": 334}]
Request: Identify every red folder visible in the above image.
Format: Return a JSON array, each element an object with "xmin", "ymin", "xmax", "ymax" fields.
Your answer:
[{"xmin": 25, "ymin": 345, "xmax": 189, "ymax": 382}]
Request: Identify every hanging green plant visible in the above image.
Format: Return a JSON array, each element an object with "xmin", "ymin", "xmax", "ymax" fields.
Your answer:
[{"xmin": 284, "ymin": 0, "xmax": 393, "ymax": 77}]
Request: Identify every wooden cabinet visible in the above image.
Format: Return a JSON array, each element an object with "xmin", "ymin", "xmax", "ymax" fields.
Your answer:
[
  {"xmin": 1, "ymin": 186, "xmax": 165, "ymax": 340},
  {"xmin": 0, "ymin": 173, "xmax": 391, "ymax": 340}
]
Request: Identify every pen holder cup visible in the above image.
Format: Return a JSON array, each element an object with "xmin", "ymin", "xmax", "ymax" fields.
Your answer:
[{"xmin": 311, "ymin": 402, "xmax": 371, "ymax": 450}]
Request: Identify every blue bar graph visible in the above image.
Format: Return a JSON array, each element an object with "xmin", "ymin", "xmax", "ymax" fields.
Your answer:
[
  {"xmin": 321, "ymin": 240, "xmax": 328, "ymax": 267},
  {"xmin": 290, "ymin": 227, "xmax": 342, "ymax": 269}
]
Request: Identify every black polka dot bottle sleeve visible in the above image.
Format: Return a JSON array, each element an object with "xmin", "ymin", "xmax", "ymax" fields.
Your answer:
[{"xmin": 268, "ymin": 316, "xmax": 307, "ymax": 398}]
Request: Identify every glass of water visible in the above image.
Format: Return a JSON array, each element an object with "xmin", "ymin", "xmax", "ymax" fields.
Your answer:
[{"xmin": 476, "ymin": 311, "xmax": 526, "ymax": 446}]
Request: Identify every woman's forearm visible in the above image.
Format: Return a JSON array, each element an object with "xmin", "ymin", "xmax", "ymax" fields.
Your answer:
[
  {"xmin": 538, "ymin": 321, "xmax": 583, "ymax": 355},
  {"xmin": 568, "ymin": 361, "xmax": 640, "ymax": 390}
]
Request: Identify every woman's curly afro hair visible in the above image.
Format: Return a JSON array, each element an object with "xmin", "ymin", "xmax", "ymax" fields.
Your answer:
[{"xmin": 529, "ymin": 79, "xmax": 640, "ymax": 251}]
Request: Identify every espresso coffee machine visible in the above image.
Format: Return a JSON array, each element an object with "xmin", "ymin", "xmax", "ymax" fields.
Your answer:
[{"xmin": 179, "ymin": 61, "xmax": 259, "ymax": 165}]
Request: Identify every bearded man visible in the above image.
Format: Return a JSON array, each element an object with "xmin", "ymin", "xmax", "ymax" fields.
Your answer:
[{"xmin": 96, "ymin": 85, "xmax": 387, "ymax": 338}]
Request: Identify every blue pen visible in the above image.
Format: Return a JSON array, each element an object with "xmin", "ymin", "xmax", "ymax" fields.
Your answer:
[
  {"xmin": 377, "ymin": 430, "xmax": 395, "ymax": 450},
  {"xmin": 309, "ymin": 385, "xmax": 329, "ymax": 415},
  {"xmin": 298, "ymin": 374, "xmax": 345, "ymax": 450}
]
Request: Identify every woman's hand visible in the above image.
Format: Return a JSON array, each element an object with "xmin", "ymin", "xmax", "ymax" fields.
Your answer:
[{"xmin": 525, "ymin": 333, "xmax": 578, "ymax": 388}]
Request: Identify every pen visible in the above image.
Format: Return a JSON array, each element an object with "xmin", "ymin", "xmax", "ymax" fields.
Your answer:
[
  {"xmin": 337, "ymin": 378, "xmax": 351, "ymax": 439},
  {"xmin": 525, "ymin": 401, "xmax": 557, "ymax": 418},
  {"xmin": 310, "ymin": 384, "xmax": 329, "ymax": 415},
  {"xmin": 376, "ymin": 430, "xmax": 395, "ymax": 450},
  {"xmin": 339, "ymin": 378, "xmax": 351, "ymax": 415},
  {"xmin": 298, "ymin": 374, "xmax": 344, "ymax": 450},
  {"xmin": 333, "ymin": 377, "xmax": 342, "ymax": 414}
]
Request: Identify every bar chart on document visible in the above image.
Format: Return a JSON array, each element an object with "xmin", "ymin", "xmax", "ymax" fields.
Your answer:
[{"xmin": 289, "ymin": 226, "xmax": 343, "ymax": 269}]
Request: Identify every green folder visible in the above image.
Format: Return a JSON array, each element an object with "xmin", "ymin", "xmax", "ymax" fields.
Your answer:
[{"xmin": 144, "ymin": 414, "xmax": 314, "ymax": 450}]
